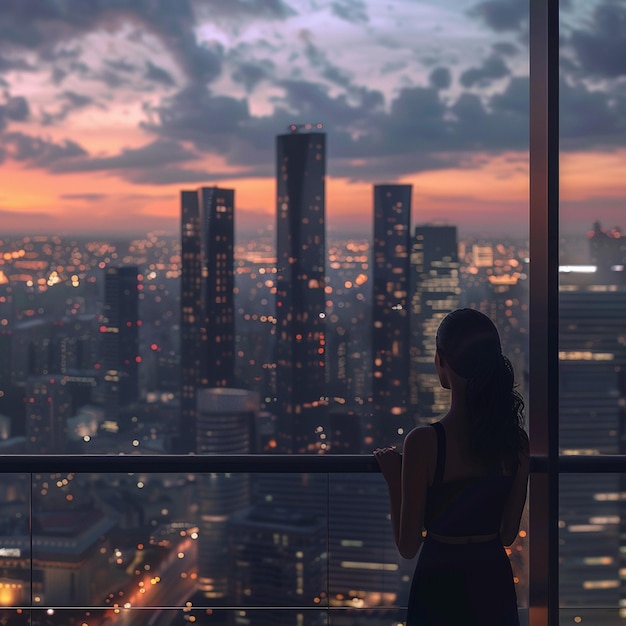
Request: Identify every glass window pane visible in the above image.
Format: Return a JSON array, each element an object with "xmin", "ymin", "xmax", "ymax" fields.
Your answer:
[
  {"xmin": 559, "ymin": 0, "xmax": 626, "ymax": 456},
  {"xmin": 3, "ymin": 0, "xmax": 535, "ymax": 619},
  {"xmin": 559, "ymin": 2, "xmax": 626, "ymax": 619},
  {"xmin": 0, "ymin": 1, "xmax": 528, "ymax": 455}
]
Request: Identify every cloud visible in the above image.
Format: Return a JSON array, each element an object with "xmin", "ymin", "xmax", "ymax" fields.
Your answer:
[
  {"xmin": 0, "ymin": 53, "xmax": 34, "ymax": 72},
  {"xmin": 492, "ymin": 42, "xmax": 519, "ymax": 57},
  {"xmin": 105, "ymin": 58, "xmax": 136, "ymax": 74},
  {"xmin": 489, "ymin": 76, "xmax": 528, "ymax": 118},
  {"xmin": 560, "ymin": 78, "xmax": 624, "ymax": 146},
  {"xmin": 279, "ymin": 79, "xmax": 381, "ymax": 128},
  {"xmin": 137, "ymin": 75, "xmax": 529, "ymax": 181},
  {"xmin": 41, "ymin": 90, "xmax": 94, "ymax": 125},
  {"xmin": 3, "ymin": 0, "xmax": 624, "ymax": 190},
  {"xmin": 380, "ymin": 86, "xmax": 450, "ymax": 147},
  {"xmin": 332, "ymin": 152, "xmax": 460, "ymax": 182},
  {"xmin": 568, "ymin": 1, "xmax": 626, "ymax": 79},
  {"xmin": 331, "ymin": 0, "xmax": 369, "ymax": 24},
  {"xmin": 141, "ymin": 85, "xmax": 251, "ymax": 153},
  {"xmin": 231, "ymin": 60, "xmax": 274, "ymax": 92},
  {"xmin": 50, "ymin": 139, "xmax": 200, "ymax": 173},
  {"xmin": 0, "ymin": 95, "xmax": 30, "ymax": 130},
  {"xmin": 0, "ymin": 0, "xmax": 223, "ymax": 86},
  {"xmin": 460, "ymin": 54, "xmax": 510, "ymax": 88},
  {"xmin": 145, "ymin": 61, "xmax": 176, "ymax": 87},
  {"xmin": 451, "ymin": 90, "xmax": 526, "ymax": 151},
  {"xmin": 0, "ymin": 129, "xmax": 209, "ymax": 180},
  {"xmin": 193, "ymin": 0, "xmax": 296, "ymax": 20},
  {"xmin": 468, "ymin": 0, "xmax": 527, "ymax": 32},
  {"xmin": 60, "ymin": 193, "xmax": 108, "ymax": 202},
  {"xmin": 429, "ymin": 67, "xmax": 452, "ymax": 90},
  {"xmin": 299, "ymin": 29, "xmax": 353, "ymax": 87},
  {"xmin": 2, "ymin": 131, "xmax": 87, "ymax": 167}
]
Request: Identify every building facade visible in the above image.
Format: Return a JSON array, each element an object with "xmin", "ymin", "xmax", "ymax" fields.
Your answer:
[
  {"xmin": 275, "ymin": 130, "xmax": 327, "ymax": 453},
  {"xmin": 409, "ymin": 225, "xmax": 460, "ymax": 424},
  {"xmin": 180, "ymin": 187, "xmax": 235, "ymax": 452},
  {"xmin": 102, "ymin": 266, "xmax": 140, "ymax": 421},
  {"xmin": 372, "ymin": 184, "xmax": 412, "ymax": 446}
]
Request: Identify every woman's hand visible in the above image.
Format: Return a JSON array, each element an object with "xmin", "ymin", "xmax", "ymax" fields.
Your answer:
[{"xmin": 373, "ymin": 446, "xmax": 402, "ymax": 482}]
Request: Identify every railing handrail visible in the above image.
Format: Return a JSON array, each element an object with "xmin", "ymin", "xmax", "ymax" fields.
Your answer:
[{"xmin": 0, "ymin": 454, "xmax": 625, "ymax": 473}]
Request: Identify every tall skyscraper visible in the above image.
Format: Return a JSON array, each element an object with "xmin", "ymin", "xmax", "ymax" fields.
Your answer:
[
  {"xmin": 558, "ymin": 275, "xmax": 626, "ymax": 614},
  {"xmin": 372, "ymin": 184, "xmax": 412, "ymax": 446},
  {"xmin": 102, "ymin": 266, "xmax": 139, "ymax": 420},
  {"xmin": 180, "ymin": 186, "xmax": 235, "ymax": 452},
  {"xmin": 409, "ymin": 225, "xmax": 460, "ymax": 424},
  {"xmin": 275, "ymin": 129, "xmax": 327, "ymax": 453}
]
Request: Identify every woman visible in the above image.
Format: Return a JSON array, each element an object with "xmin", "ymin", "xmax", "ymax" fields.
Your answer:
[{"xmin": 374, "ymin": 308, "xmax": 529, "ymax": 626}]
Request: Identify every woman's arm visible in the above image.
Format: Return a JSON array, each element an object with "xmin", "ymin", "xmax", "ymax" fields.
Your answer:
[
  {"xmin": 375, "ymin": 426, "xmax": 433, "ymax": 559},
  {"xmin": 374, "ymin": 446, "xmax": 403, "ymax": 547}
]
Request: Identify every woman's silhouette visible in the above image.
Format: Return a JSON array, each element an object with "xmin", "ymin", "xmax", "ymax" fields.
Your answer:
[{"xmin": 374, "ymin": 308, "xmax": 529, "ymax": 626}]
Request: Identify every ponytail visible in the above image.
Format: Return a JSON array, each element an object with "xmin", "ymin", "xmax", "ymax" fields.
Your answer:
[
  {"xmin": 436, "ymin": 308, "xmax": 527, "ymax": 472},
  {"xmin": 465, "ymin": 354, "xmax": 526, "ymax": 472}
]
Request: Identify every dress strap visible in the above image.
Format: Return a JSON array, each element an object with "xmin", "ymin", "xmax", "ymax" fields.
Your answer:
[{"xmin": 430, "ymin": 421, "xmax": 446, "ymax": 486}]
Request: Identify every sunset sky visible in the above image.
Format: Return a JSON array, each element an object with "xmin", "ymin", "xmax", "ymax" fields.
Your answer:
[{"xmin": 0, "ymin": 0, "xmax": 625, "ymax": 238}]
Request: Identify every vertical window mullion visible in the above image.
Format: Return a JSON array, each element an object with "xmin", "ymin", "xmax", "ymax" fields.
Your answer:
[{"xmin": 529, "ymin": 0, "xmax": 560, "ymax": 624}]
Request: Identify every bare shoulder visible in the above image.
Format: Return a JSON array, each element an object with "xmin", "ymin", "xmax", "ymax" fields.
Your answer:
[
  {"xmin": 404, "ymin": 425, "xmax": 436, "ymax": 456},
  {"xmin": 403, "ymin": 426, "xmax": 436, "ymax": 484}
]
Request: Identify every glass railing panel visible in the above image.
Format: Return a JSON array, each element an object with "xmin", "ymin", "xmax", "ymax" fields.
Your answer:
[
  {"xmin": 559, "ymin": 474, "xmax": 623, "ymax": 619},
  {"xmin": 1, "ymin": 462, "xmax": 534, "ymax": 623},
  {"xmin": 28, "ymin": 471, "xmax": 331, "ymax": 623},
  {"xmin": 0, "ymin": 474, "xmax": 31, "ymax": 615},
  {"xmin": 328, "ymin": 473, "xmax": 407, "ymax": 624}
]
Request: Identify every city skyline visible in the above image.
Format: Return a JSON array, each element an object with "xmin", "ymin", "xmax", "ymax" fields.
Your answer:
[
  {"xmin": 1, "ymin": 0, "xmax": 625, "ymax": 237},
  {"xmin": 0, "ymin": 208, "xmax": 621, "ymax": 618}
]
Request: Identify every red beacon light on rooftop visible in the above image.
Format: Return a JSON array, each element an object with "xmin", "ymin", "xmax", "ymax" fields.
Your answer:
[{"xmin": 288, "ymin": 123, "xmax": 324, "ymax": 133}]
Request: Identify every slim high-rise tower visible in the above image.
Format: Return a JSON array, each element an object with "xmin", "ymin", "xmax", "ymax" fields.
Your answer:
[
  {"xmin": 180, "ymin": 186, "xmax": 235, "ymax": 452},
  {"xmin": 372, "ymin": 184, "xmax": 412, "ymax": 446},
  {"xmin": 275, "ymin": 128, "xmax": 327, "ymax": 453},
  {"xmin": 102, "ymin": 266, "xmax": 139, "ymax": 419},
  {"xmin": 410, "ymin": 225, "xmax": 460, "ymax": 423}
]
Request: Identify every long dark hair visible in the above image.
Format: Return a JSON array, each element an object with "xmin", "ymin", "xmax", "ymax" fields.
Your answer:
[{"xmin": 436, "ymin": 308, "xmax": 527, "ymax": 471}]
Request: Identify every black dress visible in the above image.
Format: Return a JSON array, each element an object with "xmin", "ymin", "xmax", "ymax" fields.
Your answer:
[{"xmin": 406, "ymin": 421, "xmax": 520, "ymax": 626}]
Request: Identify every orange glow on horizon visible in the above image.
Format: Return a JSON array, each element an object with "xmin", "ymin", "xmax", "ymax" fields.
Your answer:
[{"xmin": 2, "ymin": 149, "xmax": 625, "ymax": 235}]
